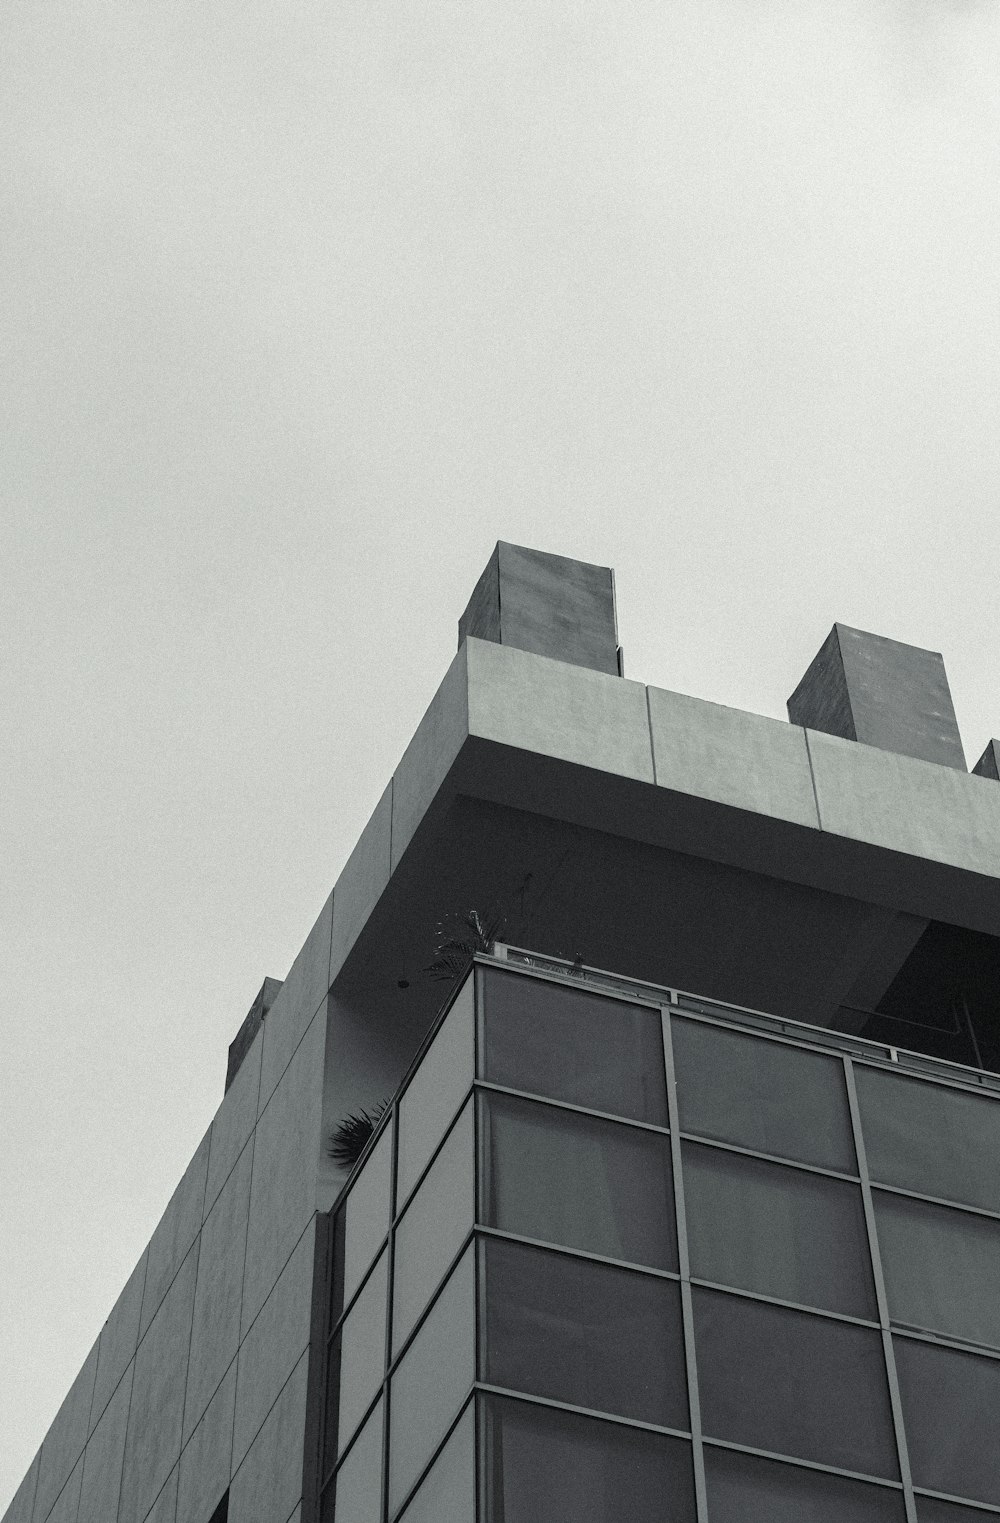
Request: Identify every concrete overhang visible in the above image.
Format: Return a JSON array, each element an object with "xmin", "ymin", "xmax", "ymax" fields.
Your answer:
[{"xmin": 328, "ymin": 639, "xmax": 1000, "ymax": 1006}]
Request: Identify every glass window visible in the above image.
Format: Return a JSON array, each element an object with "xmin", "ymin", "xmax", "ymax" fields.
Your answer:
[
  {"xmin": 480, "ymin": 1091, "xmax": 676, "ymax": 1271},
  {"xmin": 917, "ymin": 1501, "xmax": 1000, "ymax": 1522},
  {"xmin": 481, "ymin": 968, "xmax": 668, "ymax": 1124},
  {"xmin": 694, "ymin": 1288, "xmax": 898, "ymax": 1479},
  {"xmin": 704, "ymin": 1447, "xmax": 907, "ymax": 1523},
  {"xmin": 396, "ymin": 1399, "xmax": 474, "ymax": 1523},
  {"xmin": 875, "ymin": 1192, "xmax": 1000, "ymax": 1350},
  {"xmin": 388, "ymin": 1245, "xmax": 475, "ymax": 1515},
  {"xmin": 481, "ymin": 1394, "xmax": 696, "ymax": 1523},
  {"xmin": 328, "ymin": 1248, "xmax": 387, "ymax": 1459},
  {"xmin": 895, "ymin": 1336, "xmax": 1000, "ymax": 1506},
  {"xmin": 398, "ymin": 975, "xmax": 475, "ymax": 1207},
  {"xmin": 856, "ymin": 1068, "xmax": 1000, "ymax": 1214},
  {"xmin": 324, "ymin": 1398, "xmax": 383, "ymax": 1523},
  {"xmin": 683, "ymin": 1142, "xmax": 876, "ymax": 1318},
  {"xmin": 483, "ymin": 1237, "xmax": 688, "ymax": 1431},
  {"xmin": 672, "ymin": 1019, "xmax": 856, "ymax": 1172},
  {"xmin": 393, "ymin": 1100, "xmax": 474, "ymax": 1354},
  {"xmin": 335, "ymin": 1119, "xmax": 394, "ymax": 1317}
]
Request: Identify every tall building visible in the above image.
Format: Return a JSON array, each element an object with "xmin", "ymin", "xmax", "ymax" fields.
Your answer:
[{"xmin": 6, "ymin": 542, "xmax": 1000, "ymax": 1523}]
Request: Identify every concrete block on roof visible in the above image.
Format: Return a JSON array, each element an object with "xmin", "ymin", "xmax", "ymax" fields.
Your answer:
[
  {"xmin": 974, "ymin": 739, "xmax": 1000, "ymax": 781},
  {"xmin": 807, "ymin": 729, "xmax": 1000, "ymax": 878},
  {"xmin": 119, "ymin": 1240, "xmax": 198, "ymax": 1523},
  {"xmin": 77, "ymin": 1362, "xmax": 132, "ymax": 1523},
  {"xmin": 3, "ymin": 1450, "xmax": 38, "ymax": 1523},
  {"xmin": 205, "ymin": 1025, "xmax": 262, "ymax": 1217},
  {"xmin": 259, "ymin": 891, "xmax": 333, "ymax": 1111},
  {"xmin": 42, "ymin": 1453, "xmax": 82, "ymax": 1523},
  {"xmin": 90, "ymin": 1252, "xmax": 146, "ymax": 1434},
  {"xmin": 33, "ymin": 1339, "xmax": 98, "ymax": 1523},
  {"xmin": 241, "ymin": 1010, "xmax": 324, "ymax": 1337},
  {"xmin": 788, "ymin": 623, "xmax": 967, "ymax": 771},
  {"xmin": 467, "ymin": 638, "xmax": 654, "ymax": 784},
  {"xmin": 228, "ymin": 1352, "xmax": 309, "ymax": 1523},
  {"xmin": 232, "ymin": 1220, "xmax": 315, "ymax": 1472},
  {"xmin": 141, "ymin": 1467, "xmax": 177, "ymax": 1523},
  {"xmin": 226, "ymin": 978, "xmax": 282, "ymax": 1093},
  {"xmin": 391, "ymin": 643, "xmax": 469, "ymax": 872},
  {"xmin": 330, "ymin": 782, "xmax": 392, "ymax": 983},
  {"xmin": 177, "ymin": 1361, "xmax": 236, "ymax": 1523},
  {"xmin": 140, "ymin": 1128, "xmax": 210, "ymax": 1339},
  {"xmin": 648, "ymin": 687, "xmax": 820, "ymax": 829},
  {"xmin": 458, "ymin": 542, "xmax": 620, "ymax": 676},
  {"xmin": 183, "ymin": 1141, "xmax": 252, "ymax": 1442}
]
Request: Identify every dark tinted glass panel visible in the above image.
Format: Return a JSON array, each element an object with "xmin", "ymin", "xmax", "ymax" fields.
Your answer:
[
  {"xmin": 482, "ymin": 1394, "xmax": 696, "ymax": 1523},
  {"xmin": 326, "ymin": 1248, "xmax": 387, "ymax": 1460},
  {"xmin": 483, "ymin": 1237, "xmax": 687, "ymax": 1430},
  {"xmin": 694, "ymin": 1288, "xmax": 898, "ymax": 1478},
  {"xmin": 673, "ymin": 1019, "xmax": 856, "ymax": 1171},
  {"xmin": 684, "ymin": 1142, "xmax": 876, "ymax": 1318},
  {"xmin": 876, "ymin": 1192, "xmax": 1000, "ymax": 1349},
  {"xmin": 856, "ymin": 1068, "xmax": 1000, "ymax": 1214},
  {"xmin": 481, "ymin": 1091, "xmax": 676, "ymax": 1270},
  {"xmin": 917, "ymin": 1502, "xmax": 1000, "ymax": 1522},
  {"xmin": 895, "ymin": 1337, "xmax": 1000, "ymax": 1505},
  {"xmin": 705, "ymin": 1447, "xmax": 906, "ymax": 1523},
  {"xmin": 325, "ymin": 1398, "xmax": 382, "ymax": 1523},
  {"xmin": 481, "ymin": 968, "xmax": 668, "ymax": 1124}
]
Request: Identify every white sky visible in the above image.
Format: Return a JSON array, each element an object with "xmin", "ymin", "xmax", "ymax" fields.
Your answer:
[{"xmin": 3, "ymin": 0, "xmax": 1000, "ymax": 1506}]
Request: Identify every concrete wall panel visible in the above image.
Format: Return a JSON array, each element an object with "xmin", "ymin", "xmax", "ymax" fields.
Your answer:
[
  {"xmin": 42, "ymin": 1455, "xmax": 82, "ymax": 1523},
  {"xmin": 648, "ymin": 687, "xmax": 819, "ymax": 829},
  {"xmin": 228, "ymin": 1352, "xmax": 308, "ymax": 1523},
  {"xmin": 467, "ymin": 639, "xmax": 654, "ymax": 785},
  {"xmin": 141, "ymin": 1130, "xmax": 210, "ymax": 1340},
  {"xmin": 205, "ymin": 1026, "xmax": 262, "ymax": 1217},
  {"xmin": 141, "ymin": 1468, "xmax": 176, "ymax": 1523},
  {"xmin": 119, "ymin": 1240, "xmax": 198, "ymax": 1523},
  {"xmin": 90, "ymin": 1253, "xmax": 146, "ymax": 1433},
  {"xmin": 3, "ymin": 1452, "xmax": 38, "ymax": 1523},
  {"xmin": 183, "ymin": 1141, "xmax": 252, "ymax": 1442},
  {"xmin": 259, "ymin": 893, "xmax": 333, "ymax": 1112},
  {"xmin": 33, "ymin": 1341, "xmax": 99, "ymax": 1523},
  {"xmin": 177, "ymin": 1360, "xmax": 236, "ymax": 1523},
  {"xmin": 241, "ymin": 1012, "xmax": 324, "ymax": 1337},
  {"xmin": 232, "ymin": 1221, "xmax": 314, "ymax": 1473},
  {"xmin": 330, "ymin": 783, "xmax": 392, "ymax": 984},
  {"xmin": 807, "ymin": 729, "xmax": 1000, "ymax": 878},
  {"xmin": 77, "ymin": 1363, "xmax": 132, "ymax": 1523},
  {"xmin": 391, "ymin": 644, "xmax": 469, "ymax": 872}
]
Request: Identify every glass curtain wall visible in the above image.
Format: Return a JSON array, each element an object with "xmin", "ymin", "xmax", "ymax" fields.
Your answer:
[{"xmin": 318, "ymin": 957, "xmax": 1000, "ymax": 1523}]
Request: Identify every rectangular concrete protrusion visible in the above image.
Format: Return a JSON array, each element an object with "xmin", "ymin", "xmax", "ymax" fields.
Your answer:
[
  {"xmin": 458, "ymin": 542, "xmax": 621, "ymax": 676},
  {"xmin": 974, "ymin": 740, "xmax": 1000, "ymax": 781},
  {"xmin": 787, "ymin": 624, "xmax": 967, "ymax": 772}
]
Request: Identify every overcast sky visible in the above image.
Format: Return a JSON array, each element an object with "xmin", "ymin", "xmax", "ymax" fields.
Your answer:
[{"xmin": 3, "ymin": 0, "xmax": 1000, "ymax": 1506}]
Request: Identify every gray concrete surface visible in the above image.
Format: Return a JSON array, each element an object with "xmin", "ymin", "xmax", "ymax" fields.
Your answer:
[
  {"xmin": 176, "ymin": 1360, "xmax": 236, "ymax": 1523},
  {"xmin": 205, "ymin": 1022, "xmax": 262, "ymax": 1217},
  {"xmin": 789, "ymin": 623, "xmax": 967, "ymax": 770},
  {"xmin": 467, "ymin": 638, "xmax": 654, "ymax": 784},
  {"xmin": 77, "ymin": 1364, "xmax": 132, "ymax": 1523},
  {"xmin": 32, "ymin": 1340, "xmax": 99, "ymax": 1523},
  {"xmin": 259, "ymin": 891, "xmax": 333, "ymax": 1111},
  {"xmin": 183, "ymin": 1142, "xmax": 252, "ymax": 1441},
  {"xmin": 330, "ymin": 782, "xmax": 392, "ymax": 984},
  {"xmin": 648, "ymin": 686, "xmax": 819, "ymax": 828},
  {"xmin": 140, "ymin": 1129, "xmax": 210, "ymax": 1340},
  {"xmin": 118, "ymin": 1239, "xmax": 198, "ymax": 1523},
  {"xmin": 228, "ymin": 1353, "xmax": 309, "ymax": 1523},
  {"xmin": 390, "ymin": 643, "xmax": 469, "ymax": 873},
  {"xmin": 232, "ymin": 1221, "xmax": 314, "ymax": 1473},
  {"xmin": 241, "ymin": 1011, "xmax": 324, "ymax": 1336}
]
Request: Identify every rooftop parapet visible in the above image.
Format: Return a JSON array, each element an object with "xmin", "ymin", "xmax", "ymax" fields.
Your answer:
[
  {"xmin": 787, "ymin": 623, "xmax": 967, "ymax": 772},
  {"xmin": 458, "ymin": 541, "xmax": 622, "ymax": 676}
]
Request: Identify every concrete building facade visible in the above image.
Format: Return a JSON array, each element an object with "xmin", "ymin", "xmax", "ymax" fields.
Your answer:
[{"xmin": 5, "ymin": 543, "xmax": 1000, "ymax": 1523}]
